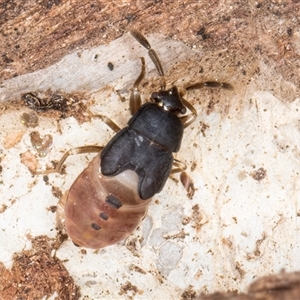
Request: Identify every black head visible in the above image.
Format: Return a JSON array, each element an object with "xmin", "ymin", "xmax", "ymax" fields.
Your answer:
[{"xmin": 151, "ymin": 86, "xmax": 186, "ymax": 114}]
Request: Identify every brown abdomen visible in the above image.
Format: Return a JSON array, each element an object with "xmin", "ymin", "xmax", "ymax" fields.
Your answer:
[{"xmin": 64, "ymin": 154, "xmax": 152, "ymax": 249}]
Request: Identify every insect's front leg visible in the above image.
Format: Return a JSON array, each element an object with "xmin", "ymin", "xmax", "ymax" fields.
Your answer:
[
  {"xmin": 179, "ymin": 81, "xmax": 233, "ymax": 128},
  {"xmin": 180, "ymin": 98, "xmax": 198, "ymax": 128}
]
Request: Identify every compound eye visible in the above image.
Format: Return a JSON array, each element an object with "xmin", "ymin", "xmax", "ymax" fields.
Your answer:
[{"xmin": 181, "ymin": 107, "xmax": 187, "ymax": 114}]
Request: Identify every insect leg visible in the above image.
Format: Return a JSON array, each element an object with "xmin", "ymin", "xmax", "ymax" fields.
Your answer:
[
  {"xmin": 179, "ymin": 81, "xmax": 233, "ymax": 128},
  {"xmin": 179, "ymin": 98, "xmax": 198, "ymax": 128},
  {"xmin": 170, "ymin": 158, "xmax": 187, "ymax": 174},
  {"xmin": 129, "ymin": 57, "xmax": 145, "ymax": 115},
  {"xmin": 33, "ymin": 104, "xmax": 121, "ymax": 175},
  {"xmin": 34, "ymin": 146, "xmax": 103, "ymax": 175},
  {"xmin": 130, "ymin": 30, "xmax": 166, "ymax": 90},
  {"xmin": 85, "ymin": 108, "xmax": 121, "ymax": 132},
  {"xmin": 171, "ymin": 158, "xmax": 195, "ymax": 199},
  {"xmin": 180, "ymin": 172, "xmax": 195, "ymax": 199}
]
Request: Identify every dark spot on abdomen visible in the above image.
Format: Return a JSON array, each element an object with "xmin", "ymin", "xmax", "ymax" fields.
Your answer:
[
  {"xmin": 99, "ymin": 212, "xmax": 109, "ymax": 220},
  {"xmin": 91, "ymin": 223, "xmax": 101, "ymax": 230},
  {"xmin": 106, "ymin": 194, "xmax": 122, "ymax": 209}
]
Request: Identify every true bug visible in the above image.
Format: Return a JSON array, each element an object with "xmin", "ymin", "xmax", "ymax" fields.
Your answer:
[{"xmin": 37, "ymin": 31, "xmax": 233, "ymax": 249}]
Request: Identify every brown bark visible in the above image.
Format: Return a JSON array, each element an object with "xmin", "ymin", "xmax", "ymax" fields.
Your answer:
[{"xmin": 1, "ymin": 0, "xmax": 299, "ymax": 96}]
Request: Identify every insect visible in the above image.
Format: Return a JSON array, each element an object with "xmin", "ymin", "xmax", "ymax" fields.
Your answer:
[
  {"xmin": 22, "ymin": 93, "xmax": 67, "ymax": 112},
  {"xmin": 38, "ymin": 31, "xmax": 233, "ymax": 249}
]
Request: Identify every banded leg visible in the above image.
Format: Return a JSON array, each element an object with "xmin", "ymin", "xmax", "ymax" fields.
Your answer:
[
  {"xmin": 180, "ymin": 172, "xmax": 195, "ymax": 199},
  {"xmin": 171, "ymin": 158, "xmax": 195, "ymax": 199}
]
